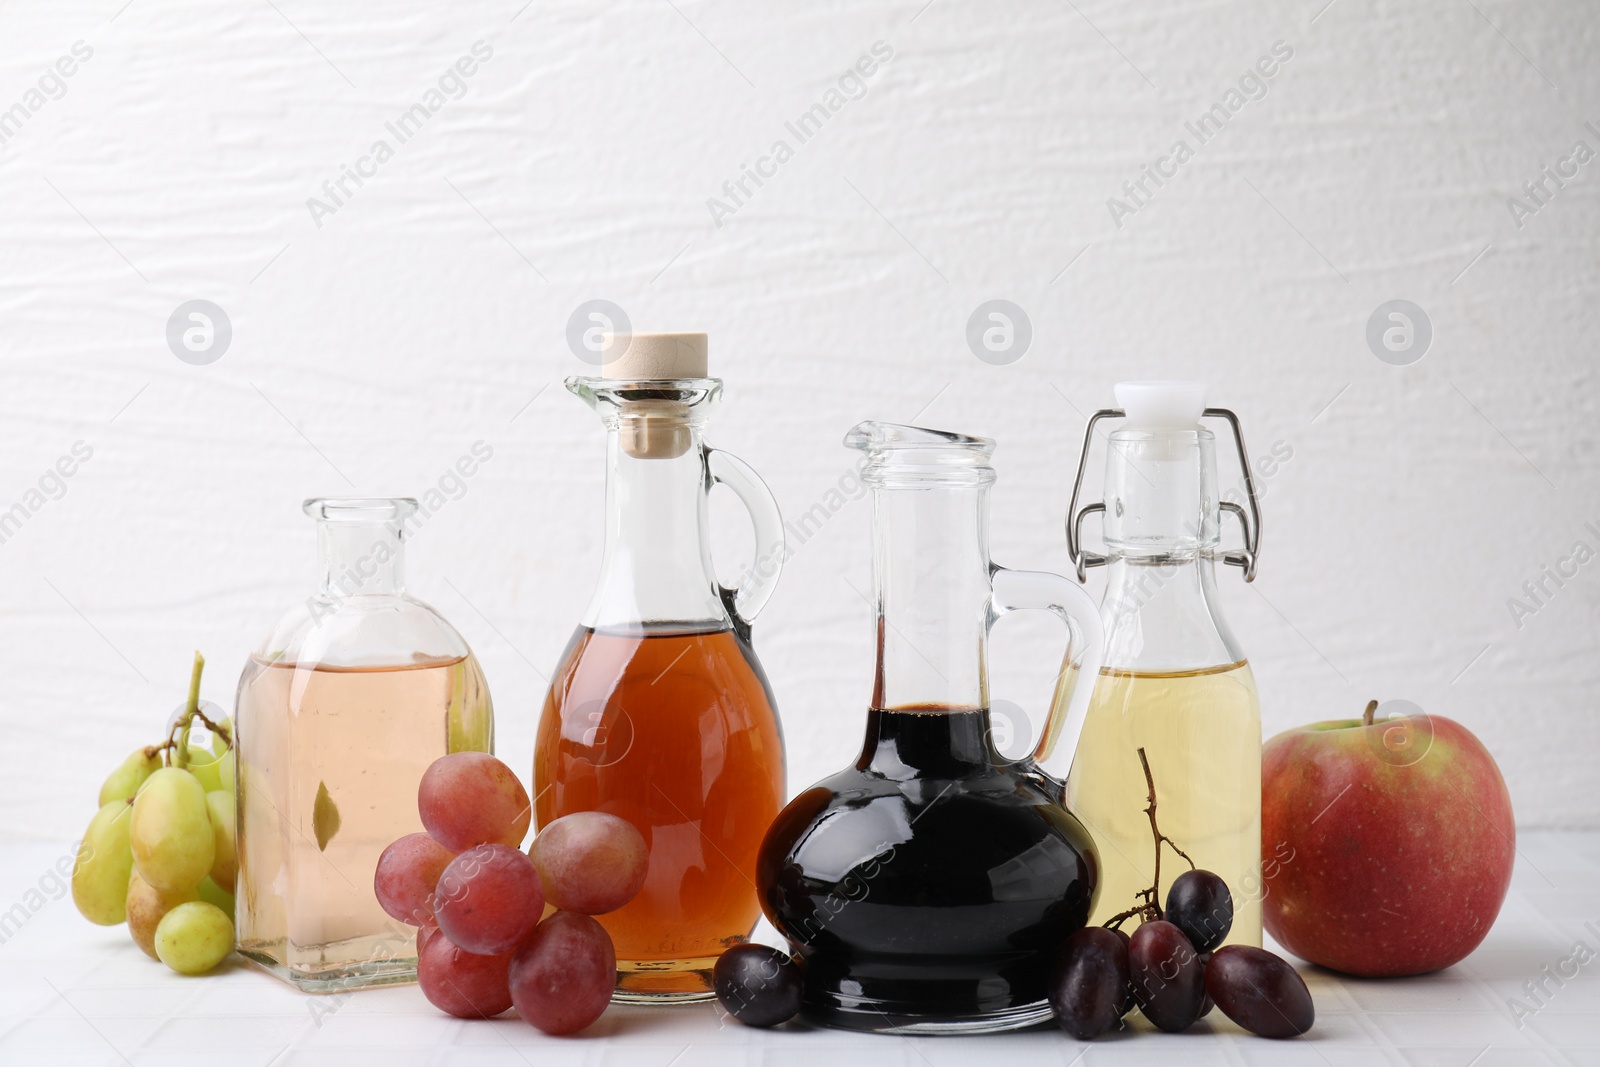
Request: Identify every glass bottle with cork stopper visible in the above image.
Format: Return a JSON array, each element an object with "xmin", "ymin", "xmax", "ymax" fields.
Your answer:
[{"xmin": 534, "ymin": 332, "xmax": 787, "ymax": 1002}]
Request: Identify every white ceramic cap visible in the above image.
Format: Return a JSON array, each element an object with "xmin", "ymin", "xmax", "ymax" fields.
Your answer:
[
  {"xmin": 1114, "ymin": 380, "xmax": 1206, "ymax": 430},
  {"xmin": 600, "ymin": 332, "xmax": 709, "ymax": 380}
]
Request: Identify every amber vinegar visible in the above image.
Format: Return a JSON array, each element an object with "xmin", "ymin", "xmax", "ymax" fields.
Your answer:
[
  {"xmin": 1064, "ymin": 661, "xmax": 1262, "ymax": 947},
  {"xmin": 535, "ymin": 624, "xmax": 784, "ymax": 1000}
]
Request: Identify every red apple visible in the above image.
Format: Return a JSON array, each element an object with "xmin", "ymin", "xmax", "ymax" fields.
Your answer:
[{"xmin": 1261, "ymin": 700, "xmax": 1514, "ymax": 977}]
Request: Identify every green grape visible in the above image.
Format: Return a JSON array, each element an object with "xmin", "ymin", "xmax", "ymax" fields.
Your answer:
[
  {"xmin": 126, "ymin": 870, "xmax": 197, "ymax": 958},
  {"xmin": 153, "ymin": 901, "xmax": 234, "ymax": 975},
  {"xmin": 185, "ymin": 746, "xmax": 225, "ymax": 793},
  {"xmin": 210, "ymin": 717, "xmax": 233, "ymax": 758},
  {"xmin": 205, "ymin": 790, "xmax": 236, "ymax": 893},
  {"xmin": 72, "ymin": 799, "xmax": 135, "ymax": 925},
  {"xmin": 218, "ymin": 750, "xmax": 235, "ymax": 794},
  {"xmin": 196, "ymin": 876, "xmax": 234, "ymax": 917},
  {"xmin": 98, "ymin": 748, "xmax": 162, "ymax": 807},
  {"xmin": 130, "ymin": 768, "xmax": 214, "ymax": 891}
]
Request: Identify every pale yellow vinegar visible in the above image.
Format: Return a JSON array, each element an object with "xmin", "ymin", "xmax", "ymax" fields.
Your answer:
[{"xmin": 1064, "ymin": 662, "xmax": 1262, "ymax": 947}]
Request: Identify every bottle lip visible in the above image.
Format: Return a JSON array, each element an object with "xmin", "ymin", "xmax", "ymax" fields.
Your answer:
[
  {"xmin": 846, "ymin": 421, "xmax": 997, "ymax": 487},
  {"xmin": 845, "ymin": 420, "xmax": 996, "ymax": 455},
  {"xmin": 302, "ymin": 497, "xmax": 418, "ymax": 523},
  {"xmin": 1107, "ymin": 425, "xmax": 1216, "ymax": 444},
  {"xmin": 566, "ymin": 375, "xmax": 724, "ymax": 413}
]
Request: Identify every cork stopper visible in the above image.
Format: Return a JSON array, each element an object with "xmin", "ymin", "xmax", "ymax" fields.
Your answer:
[
  {"xmin": 601, "ymin": 332, "xmax": 708, "ymax": 459},
  {"xmin": 600, "ymin": 332, "xmax": 708, "ymax": 380}
]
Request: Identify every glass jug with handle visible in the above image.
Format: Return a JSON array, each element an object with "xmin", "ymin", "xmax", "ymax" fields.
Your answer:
[
  {"xmin": 534, "ymin": 332, "xmax": 787, "ymax": 1002},
  {"xmin": 758, "ymin": 422, "xmax": 1105, "ymax": 1034}
]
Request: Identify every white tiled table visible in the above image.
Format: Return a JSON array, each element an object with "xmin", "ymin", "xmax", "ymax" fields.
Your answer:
[{"xmin": 3, "ymin": 832, "xmax": 1595, "ymax": 1066}]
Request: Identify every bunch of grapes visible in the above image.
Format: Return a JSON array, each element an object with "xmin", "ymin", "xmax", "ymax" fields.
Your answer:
[
  {"xmin": 71, "ymin": 653, "xmax": 238, "ymax": 977},
  {"xmin": 374, "ymin": 751, "xmax": 648, "ymax": 1035},
  {"xmin": 1050, "ymin": 869, "xmax": 1315, "ymax": 1040}
]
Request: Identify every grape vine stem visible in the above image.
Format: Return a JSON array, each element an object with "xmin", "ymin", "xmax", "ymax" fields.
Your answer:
[
  {"xmin": 1103, "ymin": 746, "xmax": 1196, "ymax": 930},
  {"xmin": 161, "ymin": 652, "xmax": 228, "ymax": 766}
]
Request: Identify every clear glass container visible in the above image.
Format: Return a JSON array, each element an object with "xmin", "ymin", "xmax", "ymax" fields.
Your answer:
[
  {"xmin": 235, "ymin": 497, "xmax": 494, "ymax": 992},
  {"xmin": 534, "ymin": 376, "xmax": 786, "ymax": 1002},
  {"xmin": 757, "ymin": 422, "xmax": 1105, "ymax": 1034},
  {"xmin": 1063, "ymin": 382, "xmax": 1264, "ymax": 946}
]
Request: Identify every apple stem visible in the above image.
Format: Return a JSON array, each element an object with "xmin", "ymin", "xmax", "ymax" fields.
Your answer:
[
  {"xmin": 1102, "ymin": 746, "xmax": 1196, "ymax": 930},
  {"xmin": 1362, "ymin": 699, "xmax": 1379, "ymax": 727}
]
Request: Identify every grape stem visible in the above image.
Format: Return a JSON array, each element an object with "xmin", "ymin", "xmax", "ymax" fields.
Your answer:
[
  {"xmin": 193, "ymin": 702, "xmax": 230, "ymax": 747},
  {"xmin": 163, "ymin": 652, "xmax": 212, "ymax": 769},
  {"xmin": 1102, "ymin": 746, "xmax": 1196, "ymax": 930}
]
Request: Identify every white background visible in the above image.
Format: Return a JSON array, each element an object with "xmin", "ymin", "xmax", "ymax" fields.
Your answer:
[{"xmin": 1, "ymin": 0, "xmax": 1596, "ymax": 839}]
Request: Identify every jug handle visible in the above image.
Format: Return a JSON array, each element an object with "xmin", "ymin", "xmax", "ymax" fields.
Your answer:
[
  {"xmin": 988, "ymin": 566, "xmax": 1105, "ymax": 786},
  {"xmin": 706, "ymin": 447, "xmax": 784, "ymax": 639}
]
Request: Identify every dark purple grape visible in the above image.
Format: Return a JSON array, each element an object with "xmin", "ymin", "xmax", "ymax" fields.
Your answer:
[
  {"xmin": 1110, "ymin": 927, "xmax": 1135, "ymax": 1016},
  {"xmin": 1205, "ymin": 945, "xmax": 1314, "ymax": 1038},
  {"xmin": 1129, "ymin": 920, "xmax": 1205, "ymax": 1032},
  {"xmin": 1165, "ymin": 869, "xmax": 1233, "ymax": 953},
  {"xmin": 714, "ymin": 944, "xmax": 804, "ymax": 1028},
  {"xmin": 1048, "ymin": 927, "xmax": 1130, "ymax": 1039}
]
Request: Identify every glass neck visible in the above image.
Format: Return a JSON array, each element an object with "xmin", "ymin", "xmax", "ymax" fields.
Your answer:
[
  {"xmin": 859, "ymin": 705, "xmax": 997, "ymax": 776},
  {"xmin": 317, "ymin": 520, "xmax": 405, "ymax": 598},
  {"xmin": 1098, "ymin": 556, "xmax": 1242, "ymax": 672},
  {"xmin": 869, "ymin": 483, "xmax": 991, "ymax": 713},
  {"xmin": 584, "ymin": 430, "xmax": 725, "ymax": 631},
  {"xmin": 1094, "ymin": 425, "xmax": 1243, "ymax": 672}
]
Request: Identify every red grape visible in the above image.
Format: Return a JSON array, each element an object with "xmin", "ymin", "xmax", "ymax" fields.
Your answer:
[
  {"xmin": 419, "ymin": 752, "xmax": 532, "ymax": 851},
  {"xmin": 374, "ymin": 832, "xmax": 455, "ymax": 926},
  {"xmin": 1129, "ymin": 920, "xmax": 1205, "ymax": 1032},
  {"xmin": 508, "ymin": 911, "xmax": 616, "ymax": 1035},
  {"xmin": 417, "ymin": 923, "xmax": 437, "ymax": 955},
  {"xmin": 529, "ymin": 811, "xmax": 648, "ymax": 915},
  {"xmin": 1166, "ymin": 869, "xmax": 1233, "ymax": 953},
  {"xmin": 1205, "ymin": 945, "xmax": 1314, "ymax": 1038},
  {"xmin": 714, "ymin": 943, "xmax": 803, "ymax": 1028},
  {"xmin": 1048, "ymin": 927, "xmax": 1130, "ymax": 1039},
  {"xmin": 434, "ymin": 844, "xmax": 544, "ymax": 955},
  {"xmin": 418, "ymin": 930, "xmax": 513, "ymax": 1019}
]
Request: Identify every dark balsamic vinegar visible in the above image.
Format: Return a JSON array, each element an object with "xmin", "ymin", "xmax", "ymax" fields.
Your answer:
[{"xmin": 757, "ymin": 705, "xmax": 1098, "ymax": 1031}]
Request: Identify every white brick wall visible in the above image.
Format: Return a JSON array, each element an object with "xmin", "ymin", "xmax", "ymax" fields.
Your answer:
[{"xmin": 1, "ymin": 0, "xmax": 1595, "ymax": 835}]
